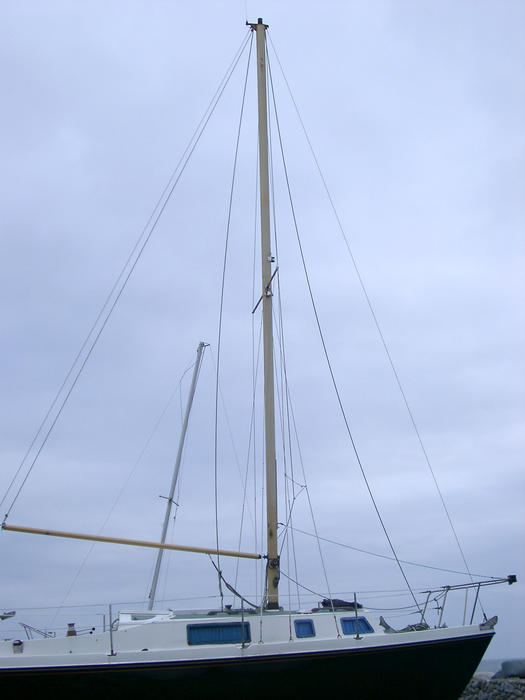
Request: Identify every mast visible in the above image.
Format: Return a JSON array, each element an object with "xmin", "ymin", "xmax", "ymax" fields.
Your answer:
[
  {"xmin": 250, "ymin": 17, "xmax": 280, "ymax": 609},
  {"xmin": 147, "ymin": 340, "xmax": 206, "ymax": 610}
]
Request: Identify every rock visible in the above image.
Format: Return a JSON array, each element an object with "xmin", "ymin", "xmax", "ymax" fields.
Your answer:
[
  {"xmin": 459, "ymin": 677, "xmax": 525, "ymax": 699},
  {"xmin": 474, "ymin": 672, "xmax": 495, "ymax": 682},
  {"xmin": 492, "ymin": 659, "xmax": 525, "ymax": 679}
]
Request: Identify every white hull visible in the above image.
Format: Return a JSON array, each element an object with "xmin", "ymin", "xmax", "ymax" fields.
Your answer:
[{"xmin": 0, "ymin": 608, "xmax": 491, "ymax": 670}]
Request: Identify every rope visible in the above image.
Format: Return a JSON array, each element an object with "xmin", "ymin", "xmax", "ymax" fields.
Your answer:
[
  {"xmin": 208, "ymin": 556, "xmax": 258, "ymax": 610},
  {"xmin": 266, "ymin": 53, "xmax": 423, "ymax": 621}
]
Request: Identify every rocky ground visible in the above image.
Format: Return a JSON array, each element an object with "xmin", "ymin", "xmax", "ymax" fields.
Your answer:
[{"xmin": 460, "ymin": 678, "xmax": 525, "ymax": 699}]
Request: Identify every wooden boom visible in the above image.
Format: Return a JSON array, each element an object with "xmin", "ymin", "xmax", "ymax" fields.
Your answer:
[{"xmin": 2, "ymin": 523, "xmax": 261, "ymax": 560}]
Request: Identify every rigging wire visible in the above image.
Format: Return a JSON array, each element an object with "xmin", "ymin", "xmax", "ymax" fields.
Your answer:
[
  {"xmin": 272, "ymin": 309, "xmax": 302, "ymax": 608},
  {"xmin": 274, "ymin": 367, "xmax": 501, "ymax": 590},
  {"xmin": 0, "ymin": 585, "xmax": 436, "ymax": 613},
  {"xmin": 209, "ymin": 346, "xmax": 256, "ymax": 530},
  {"xmin": 279, "ymin": 571, "xmax": 325, "ymax": 599},
  {"xmin": 46, "ymin": 353, "xmax": 198, "ymax": 630},
  {"xmin": 160, "ymin": 501, "xmax": 180, "ymax": 605},
  {"xmin": 208, "ymin": 343, "xmax": 261, "ymax": 603},
  {"xmin": 141, "ymin": 357, "xmax": 196, "ymax": 599},
  {"xmin": 266, "ymin": 53, "xmax": 424, "ymax": 620},
  {"xmin": 232, "ymin": 317, "xmax": 263, "ymax": 601},
  {"xmin": 250, "ymin": 149, "xmax": 261, "ymax": 606},
  {"xmin": 213, "ymin": 30, "xmax": 254, "ymax": 609},
  {"xmin": 267, "ymin": 103, "xmax": 294, "ymax": 598},
  {"xmin": 1, "ymin": 30, "xmax": 253, "ymax": 521},
  {"xmin": 268, "ymin": 102, "xmax": 302, "ymax": 610},
  {"xmin": 284, "ymin": 526, "xmax": 501, "ymax": 580},
  {"xmin": 280, "ymin": 570, "xmax": 445, "ymax": 616},
  {"xmin": 263, "ymin": 47, "xmax": 340, "ymax": 635},
  {"xmin": 267, "ymin": 34, "xmax": 480, "ymax": 604},
  {"xmin": 6, "ymin": 574, "xmax": 506, "ymax": 613},
  {"xmin": 228, "ymin": 168, "xmax": 265, "ymax": 605}
]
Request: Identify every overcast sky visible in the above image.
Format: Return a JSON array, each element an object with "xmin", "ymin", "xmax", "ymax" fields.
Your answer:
[{"xmin": 1, "ymin": 1, "xmax": 523, "ymax": 659}]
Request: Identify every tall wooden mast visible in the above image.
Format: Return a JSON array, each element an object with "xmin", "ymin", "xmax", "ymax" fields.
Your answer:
[{"xmin": 249, "ymin": 17, "xmax": 279, "ymax": 609}]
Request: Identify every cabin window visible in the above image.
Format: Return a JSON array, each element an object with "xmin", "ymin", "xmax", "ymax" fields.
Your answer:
[
  {"xmin": 294, "ymin": 619, "xmax": 315, "ymax": 638},
  {"xmin": 341, "ymin": 617, "xmax": 374, "ymax": 635},
  {"xmin": 186, "ymin": 622, "xmax": 251, "ymax": 645}
]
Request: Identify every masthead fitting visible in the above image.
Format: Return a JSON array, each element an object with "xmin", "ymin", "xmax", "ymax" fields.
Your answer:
[{"xmin": 247, "ymin": 18, "xmax": 269, "ymax": 30}]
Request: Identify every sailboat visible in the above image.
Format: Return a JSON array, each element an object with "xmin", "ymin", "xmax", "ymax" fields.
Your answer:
[{"xmin": 0, "ymin": 19, "xmax": 516, "ymax": 699}]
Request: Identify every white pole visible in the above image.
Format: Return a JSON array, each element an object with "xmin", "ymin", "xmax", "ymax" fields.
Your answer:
[{"xmin": 147, "ymin": 341, "xmax": 207, "ymax": 610}]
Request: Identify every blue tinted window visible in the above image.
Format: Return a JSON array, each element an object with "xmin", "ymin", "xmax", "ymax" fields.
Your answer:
[
  {"xmin": 187, "ymin": 622, "xmax": 251, "ymax": 645},
  {"xmin": 341, "ymin": 617, "xmax": 374, "ymax": 635},
  {"xmin": 294, "ymin": 619, "xmax": 315, "ymax": 638}
]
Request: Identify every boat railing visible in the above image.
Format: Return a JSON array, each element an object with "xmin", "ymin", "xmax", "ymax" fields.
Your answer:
[
  {"xmin": 418, "ymin": 575, "xmax": 516, "ymax": 628},
  {"xmin": 1, "ymin": 576, "xmax": 515, "ymax": 642}
]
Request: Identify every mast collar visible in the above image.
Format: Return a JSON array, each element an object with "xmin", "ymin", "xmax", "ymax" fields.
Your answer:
[{"xmin": 247, "ymin": 18, "xmax": 269, "ymax": 30}]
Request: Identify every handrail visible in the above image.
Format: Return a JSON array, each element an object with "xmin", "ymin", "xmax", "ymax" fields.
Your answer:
[
  {"xmin": 419, "ymin": 576, "xmax": 516, "ymax": 628},
  {"xmin": 421, "ymin": 575, "xmax": 516, "ymax": 595}
]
